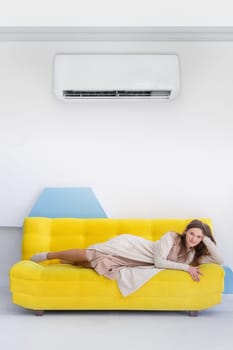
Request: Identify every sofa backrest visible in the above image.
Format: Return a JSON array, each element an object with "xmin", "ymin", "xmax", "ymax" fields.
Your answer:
[{"xmin": 22, "ymin": 217, "xmax": 212, "ymax": 260}]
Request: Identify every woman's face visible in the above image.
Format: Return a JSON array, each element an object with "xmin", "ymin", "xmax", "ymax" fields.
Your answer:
[{"xmin": 185, "ymin": 227, "xmax": 204, "ymax": 249}]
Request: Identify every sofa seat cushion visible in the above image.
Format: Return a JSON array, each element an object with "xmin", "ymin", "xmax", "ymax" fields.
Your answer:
[{"xmin": 10, "ymin": 260, "xmax": 224, "ymax": 311}]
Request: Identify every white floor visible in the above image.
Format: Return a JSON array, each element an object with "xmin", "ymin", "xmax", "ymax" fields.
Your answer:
[{"xmin": 1, "ymin": 287, "xmax": 233, "ymax": 350}]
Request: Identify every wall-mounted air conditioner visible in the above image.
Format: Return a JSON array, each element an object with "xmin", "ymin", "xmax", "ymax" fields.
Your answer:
[{"xmin": 53, "ymin": 54, "xmax": 180, "ymax": 100}]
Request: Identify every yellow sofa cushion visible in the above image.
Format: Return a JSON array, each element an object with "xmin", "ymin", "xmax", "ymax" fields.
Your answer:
[{"xmin": 21, "ymin": 217, "xmax": 213, "ymax": 259}]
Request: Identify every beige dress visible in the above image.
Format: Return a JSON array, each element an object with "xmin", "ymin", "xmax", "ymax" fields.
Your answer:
[{"xmin": 86, "ymin": 232, "xmax": 223, "ymax": 296}]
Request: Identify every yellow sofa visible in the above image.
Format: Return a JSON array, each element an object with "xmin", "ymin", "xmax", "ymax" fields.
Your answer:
[{"xmin": 9, "ymin": 217, "xmax": 224, "ymax": 316}]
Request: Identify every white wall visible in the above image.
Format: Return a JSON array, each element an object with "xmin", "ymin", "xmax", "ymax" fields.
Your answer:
[
  {"xmin": 0, "ymin": 228, "xmax": 22, "ymax": 287},
  {"xmin": 0, "ymin": 41, "xmax": 233, "ymax": 286}
]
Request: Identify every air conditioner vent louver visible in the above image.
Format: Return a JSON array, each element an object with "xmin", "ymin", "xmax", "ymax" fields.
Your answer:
[{"xmin": 63, "ymin": 90, "xmax": 171, "ymax": 98}]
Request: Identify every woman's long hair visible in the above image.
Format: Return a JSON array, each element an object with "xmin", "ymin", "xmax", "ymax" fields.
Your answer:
[{"xmin": 180, "ymin": 219, "xmax": 216, "ymax": 262}]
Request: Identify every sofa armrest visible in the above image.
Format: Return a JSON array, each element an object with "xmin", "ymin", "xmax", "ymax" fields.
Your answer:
[{"xmin": 10, "ymin": 260, "xmax": 43, "ymax": 281}]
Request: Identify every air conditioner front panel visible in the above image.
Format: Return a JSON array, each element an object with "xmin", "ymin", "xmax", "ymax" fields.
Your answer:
[{"xmin": 53, "ymin": 54, "xmax": 180, "ymax": 100}]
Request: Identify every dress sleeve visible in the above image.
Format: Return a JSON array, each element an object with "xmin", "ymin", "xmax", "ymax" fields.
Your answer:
[
  {"xmin": 153, "ymin": 232, "xmax": 190, "ymax": 272},
  {"xmin": 197, "ymin": 236, "xmax": 224, "ymax": 265}
]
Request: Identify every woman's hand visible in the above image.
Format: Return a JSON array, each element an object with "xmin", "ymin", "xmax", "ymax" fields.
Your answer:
[{"xmin": 188, "ymin": 266, "xmax": 204, "ymax": 282}]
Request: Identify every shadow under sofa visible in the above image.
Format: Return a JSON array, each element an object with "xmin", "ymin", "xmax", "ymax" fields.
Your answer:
[{"xmin": 9, "ymin": 217, "xmax": 224, "ymax": 316}]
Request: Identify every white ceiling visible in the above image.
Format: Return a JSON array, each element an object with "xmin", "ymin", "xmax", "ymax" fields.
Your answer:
[
  {"xmin": 1, "ymin": 1, "xmax": 233, "ymax": 41},
  {"xmin": 1, "ymin": 0, "xmax": 233, "ymax": 27}
]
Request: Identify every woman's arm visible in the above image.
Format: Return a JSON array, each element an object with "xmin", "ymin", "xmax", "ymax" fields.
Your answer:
[
  {"xmin": 198, "ymin": 236, "xmax": 224, "ymax": 265},
  {"xmin": 154, "ymin": 232, "xmax": 203, "ymax": 281},
  {"xmin": 153, "ymin": 232, "xmax": 190, "ymax": 272}
]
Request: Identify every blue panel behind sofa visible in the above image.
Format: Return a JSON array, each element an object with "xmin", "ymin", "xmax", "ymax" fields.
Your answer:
[{"xmin": 29, "ymin": 187, "xmax": 107, "ymax": 218}]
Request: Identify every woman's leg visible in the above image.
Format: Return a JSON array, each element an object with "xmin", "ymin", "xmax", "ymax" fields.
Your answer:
[
  {"xmin": 31, "ymin": 249, "xmax": 92, "ymax": 267},
  {"xmin": 47, "ymin": 249, "xmax": 88, "ymax": 264}
]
